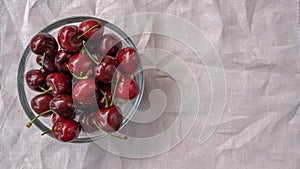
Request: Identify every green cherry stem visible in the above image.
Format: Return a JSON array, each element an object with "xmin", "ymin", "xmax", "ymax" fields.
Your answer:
[
  {"xmin": 26, "ymin": 110, "xmax": 52, "ymax": 128},
  {"xmin": 38, "ymin": 86, "xmax": 47, "ymax": 91},
  {"xmin": 110, "ymin": 72, "xmax": 121, "ymax": 106},
  {"xmin": 40, "ymin": 52, "xmax": 46, "ymax": 73},
  {"xmin": 99, "ymin": 89, "xmax": 109, "ymax": 108},
  {"xmin": 77, "ymin": 24, "xmax": 100, "ymax": 39},
  {"xmin": 92, "ymin": 120, "xmax": 127, "ymax": 140},
  {"xmin": 37, "ymin": 87, "xmax": 52, "ymax": 96},
  {"xmin": 41, "ymin": 128, "xmax": 61, "ymax": 136},
  {"xmin": 82, "ymin": 45, "xmax": 99, "ymax": 64},
  {"xmin": 65, "ymin": 64, "xmax": 89, "ymax": 80}
]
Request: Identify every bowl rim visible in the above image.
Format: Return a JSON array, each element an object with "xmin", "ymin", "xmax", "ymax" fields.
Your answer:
[{"xmin": 17, "ymin": 16, "xmax": 144, "ymax": 143}]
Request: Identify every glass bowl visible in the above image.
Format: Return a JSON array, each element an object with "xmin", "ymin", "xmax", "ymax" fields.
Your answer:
[{"xmin": 17, "ymin": 16, "xmax": 144, "ymax": 143}]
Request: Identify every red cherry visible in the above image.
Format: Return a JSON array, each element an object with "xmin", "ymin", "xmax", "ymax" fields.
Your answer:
[
  {"xmin": 51, "ymin": 113, "xmax": 66, "ymax": 124},
  {"xmin": 57, "ymin": 25, "xmax": 83, "ymax": 52},
  {"xmin": 36, "ymin": 55, "xmax": 56, "ymax": 73},
  {"xmin": 95, "ymin": 105, "xmax": 123, "ymax": 132},
  {"xmin": 54, "ymin": 50, "xmax": 73, "ymax": 73},
  {"xmin": 46, "ymin": 72, "xmax": 72, "ymax": 96},
  {"xmin": 30, "ymin": 33, "xmax": 58, "ymax": 57},
  {"xmin": 99, "ymin": 34, "xmax": 122, "ymax": 57},
  {"xmin": 30, "ymin": 93, "xmax": 53, "ymax": 117},
  {"xmin": 68, "ymin": 53, "xmax": 94, "ymax": 78},
  {"xmin": 49, "ymin": 94, "xmax": 75, "ymax": 119},
  {"xmin": 116, "ymin": 75, "xmax": 140, "ymax": 100},
  {"xmin": 25, "ymin": 69, "xmax": 47, "ymax": 92},
  {"xmin": 72, "ymin": 78, "xmax": 98, "ymax": 106},
  {"xmin": 97, "ymin": 84, "xmax": 112, "ymax": 108},
  {"xmin": 116, "ymin": 47, "xmax": 140, "ymax": 74},
  {"xmin": 94, "ymin": 55, "xmax": 118, "ymax": 84},
  {"xmin": 52, "ymin": 119, "xmax": 81, "ymax": 142},
  {"xmin": 79, "ymin": 19, "xmax": 104, "ymax": 41}
]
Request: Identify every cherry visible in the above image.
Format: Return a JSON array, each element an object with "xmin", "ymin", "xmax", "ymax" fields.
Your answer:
[
  {"xmin": 68, "ymin": 53, "xmax": 94, "ymax": 79},
  {"xmin": 94, "ymin": 55, "xmax": 118, "ymax": 84},
  {"xmin": 50, "ymin": 119, "xmax": 81, "ymax": 142},
  {"xmin": 54, "ymin": 50, "xmax": 72, "ymax": 73},
  {"xmin": 30, "ymin": 33, "xmax": 58, "ymax": 57},
  {"xmin": 99, "ymin": 34, "xmax": 122, "ymax": 57},
  {"xmin": 78, "ymin": 112, "xmax": 98, "ymax": 133},
  {"xmin": 45, "ymin": 72, "xmax": 72, "ymax": 96},
  {"xmin": 97, "ymin": 84, "xmax": 112, "ymax": 108},
  {"xmin": 30, "ymin": 93, "xmax": 53, "ymax": 117},
  {"xmin": 116, "ymin": 75, "xmax": 140, "ymax": 100},
  {"xmin": 26, "ymin": 93, "xmax": 53, "ymax": 128},
  {"xmin": 36, "ymin": 55, "xmax": 56, "ymax": 73},
  {"xmin": 25, "ymin": 69, "xmax": 47, "ymax": 92},
  {"xmin": 57, "ymin": 25, "xmax": 83, "ymax": 52},
  {"xmin": 72, "ymin": 78, "xmax": 98, "ymax": 106},
  {"xmin": 116, "ymin": 47, "xmax": 140, "ymax": 74},
  {"xmin": 95, "ymin": 105, "xmax": 123, "ymax": 132},
  {"xmin": 51, "ymin": 113, "xmax": 66, "ymax": 124},
  {"xmin": 49, "ymin": 94, "xmax": 75, "ymax": 119},
  {"xmin": 79, "ymin": 19, "xmax": 104, "ymax": 41}
]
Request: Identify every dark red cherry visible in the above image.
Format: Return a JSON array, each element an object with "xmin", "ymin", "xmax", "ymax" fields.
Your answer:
[
  {"xmin": 25, "ymin": 69, "xmax": 47, "ymax": 92},
  {"xmin": 36, "ymin": 55, "xmax": 56, "ymax": 73},
  {"xmin": 116, "ymin": 47, "xmax": 140, "ymax": 74},
  {"xmin": 116, "ymin": 75, "xmax": 140, "ymax": 100},
  {"xmin": 94, "ymin": 55, "xmax": 118, "ymax": 84},
  {"xmin": 30, "ymin": 93, "xmax": 53, "ymax": 117},
  {"xmin": 51, "ymin": 113, "xmax": 66, "ymax": 124},
  {"xmin": 55, "ymin": 50, "xmax": 73, "ymax": 73},
  {"xmin": 79, "ymin": 112, "xmax": 98, "ymax": 133},
  {"xmin": 52, "ymin": 119, "xmax": 81, "ymax": 142},
  {"xmin": 99, "ymin": 34, "xmax": 122, "ymax": 57},
  {"xmin": 95, "ymin": 105, "xmax": 123, "ymax": 132},
  {"xmin": 50, "ymin": 94, "xmax": 75, "ymax": 119},
  {"xmin": 97, "ymin": 84, "xmax": 112, "ymax": 108},
  {"xmin": 57, "ymin": 25, "xmax": 83, "ymax": 52},
  {"xmin": 46, "ymin": 72, "xmax": 72, "ymax": 96},
  {"xmin": 68, "ymin": 53, "xmax": 94, "ymax": 77},
  {"xmin": 79, "ymin": 19, "xmax": 104, "ymax": 41},
  {"xmin": 30, "ymin": 33, "xmax": 58, "ymax": 57},
  {"xmin": 72, "ymin": 78, "xmax": 98, "ymax": 106}
]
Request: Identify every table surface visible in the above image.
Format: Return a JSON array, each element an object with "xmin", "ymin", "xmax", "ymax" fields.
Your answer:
[{"xmin": 0, "ymin": 0, "xmax": 300, "ymax": 169}]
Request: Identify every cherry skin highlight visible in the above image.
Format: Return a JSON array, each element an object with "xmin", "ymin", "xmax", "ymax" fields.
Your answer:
[
  {"xmin": 116, "ymin": 75, "xmax": 140, "ymax": 100},
  {"xmin": 98, "ymin": 34, "xmax": 122, "ymax": 57},
  {"xmin": 30, "ymin": 33, "xmax": 58, "ymax": 57},
  {"xmin": 31, "ymin": 93, "xmax": 53, "ymax": 117},
  {"xmin": 25, "ymin": 69, "xmax": 47, "ymax": 92},
  {"xmin": 95, "ymin": 105, "xmax": 123, "ymax": 133},
  {"xmin": 50, "ymin": 94, "xmax": 75, "ymax": 119},
  {"xmin": 57, "ymin": 25, "xmax": 83, "ymax": 52},
  {"xmin": 116, "ymin": 47, "xmax": 140, "ymax": 74},
  {"xmin": 52, "ymin": 119, "xmax": 81, "ymax": 142}
]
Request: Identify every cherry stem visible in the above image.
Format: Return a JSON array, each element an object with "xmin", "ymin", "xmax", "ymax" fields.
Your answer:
[
  {"xmin": 110, "ymin": 72, "xmax": 121, "ymax": 106},
  {"xmin": 41, "ymin": 128, "xmax": 61, "ymax": 136},
  {"xmin": 92, "ymin": 120, "xmax": 127, "ymax": 140},
  {"xmin": 99, "ymin": 89, "xmax": 109, "ymax": 108},
  {"xmin": 65, "ymin": 64, "xmax": 89, "ymax": 80},
  {"xmin": 40, "ymin": 52, "xmax": 46, "ymax": 73},
  {"xmin": 37, "ymin": 87, "xmax": 52, "ymax": 96},
  {"xmin": 82, "ymin": 45, "xmax": 99, "ymax": 65},
  {"xmin": 26, "ymin": 110, "xmax": 52, "ymax": 128},
  {"xmin": 38, "ymin": 86, "xmax": 47, "ymax": 91},
  {"xmin": 77, "ymin": 24, "xmax": 100, "ymax": 39}
]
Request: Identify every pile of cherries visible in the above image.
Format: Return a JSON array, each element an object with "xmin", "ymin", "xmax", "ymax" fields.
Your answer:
[{"xmin": 25, "ymin": 19, "xmax": 140, "ymax": 142}]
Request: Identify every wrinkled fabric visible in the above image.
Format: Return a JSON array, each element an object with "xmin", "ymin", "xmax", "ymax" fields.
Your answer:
[{"xmin": 0, "ymin": 0, "xmax": 299, "ymax": 168}]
